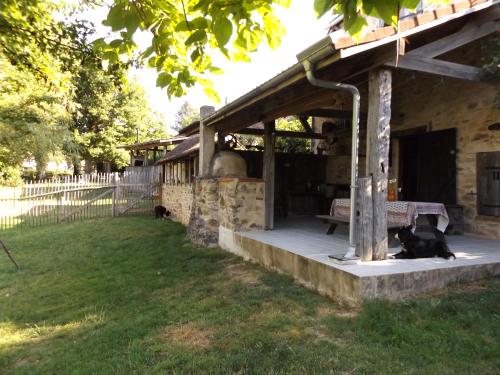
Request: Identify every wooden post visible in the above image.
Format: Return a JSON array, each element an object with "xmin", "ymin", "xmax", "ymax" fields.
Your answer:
[
  {"xmin": 112, "ymin": 187, "xmax": 116, "ymax": 217},
  {"xmin": 356, "ymin": 177, "xmax": 373, "ymax": 261},
  {"xmin": 199, "ymin": 105, "xmax": 215, "ymax": 177},
  {"xmin": 143, "ymin": 150, "xmax": 148, "ymax": 166},
  {"xmin": 130, "ymin": 151, "xmax": 134, "ymax": 166},
  {"xmin": 263, "ymin": 120, "xmax": 275, "ymax": 230},
  {"xmin": 217, "ymin": 132, "xmax": 225, "ymax": 151},
  {"xmin": 366, "ymin": 68, "xmax": 392, "ymax": 260}
]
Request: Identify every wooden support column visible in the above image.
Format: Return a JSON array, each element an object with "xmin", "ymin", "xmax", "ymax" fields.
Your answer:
[
  {"xmin": 366, "ymin": 68, "xmax": 392, "ymax": 260},
  {"xmin": 263, "ymin": 120, "xmax": 275, "ymax": 230},
  {"xmin": 143, "ymin": 150, "xmax": 148, "ymax": 166},
  {"xmin": 199, "ymin": 106, "xmax": 215, "ymax": 177},
  {"xmin": 130, "ymin": 151, "xmax": 134, "ymax": 166},
  {"xmin": 217, "ymin": 132, "xmax": 225, "ymax": 151},
  {"xmin": 356, "ymin": 177, "xmax": 373, "ymax": 261}
]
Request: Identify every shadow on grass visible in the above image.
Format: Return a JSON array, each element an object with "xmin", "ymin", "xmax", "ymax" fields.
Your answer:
[{"xmin": 0, "ymin": 217, "xmax": 499, "ymax": 374}]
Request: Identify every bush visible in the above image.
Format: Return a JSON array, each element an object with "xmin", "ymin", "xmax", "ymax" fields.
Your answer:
[{"xmin": 0, "ymin": 166, "xmax": 23, "ymax": 186}]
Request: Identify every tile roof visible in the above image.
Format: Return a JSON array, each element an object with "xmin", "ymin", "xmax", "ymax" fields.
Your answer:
[{"xmin": 330, "ymin": 0, "xmax": 491, "ymax": 50}]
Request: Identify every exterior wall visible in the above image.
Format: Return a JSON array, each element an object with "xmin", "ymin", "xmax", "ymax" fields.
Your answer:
[
  {"xmin": 314, "ymin": 38, "xmax": 500, "ymax": 238},
  {"xmin": 188, "ymin": 178, "xmax": 220, "ymax": 246},
  {"xmin": 218, "ymin": 178, "xmax": 265, "ymax": 231},
  {"xmin": 187, "ymin": 177, "xmax": 265, "ymax": 247},
  {"xmin": 392, "ymin": 74, "xmax": 500, "ymax": 237},
  {"xmin": 161, "ymin": 184, "xmax": 194, "ymax": 225}
]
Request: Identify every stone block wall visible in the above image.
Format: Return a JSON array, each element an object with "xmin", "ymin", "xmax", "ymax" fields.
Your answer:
[
  {"xmin": 391, "ymin": 72, "xmax": 500, "ymax": 237},
  {"xmin": 187, "ymin": 177, "xmax": 265, "ymax": 247},
  {"xmin": 218, "ymin": 178, "xmax": 265, "ymax": 232},
  {"xmin": 321, "ymin": 37, "xmax": 500, "ymax": 238},
  {"xmin": 161, "ymin": 184, "xmax": 194, "ymax": 225},
  {"xmin": 188, "ymin": 178, "xmax": 219, "ymax": 246}
]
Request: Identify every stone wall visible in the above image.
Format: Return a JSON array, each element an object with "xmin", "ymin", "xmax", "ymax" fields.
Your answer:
[
  {"xmin": 315, "ymin": 37, "xmax": 500, "ymax": 238},
  {"xmin": 218, "ymin": 178, "xmax": 265, "ymax": 231},
  {"xmin": 187, "ymin": 177, "xmax": 265, "ymax": 247},
  {"xmin": 188, "ymin": 178, "xmax": 264, "ymax": 248},
  {"xmin": 161, "ymin": 184, "xmax": 194, "ymax": 225},
  {"xmin": 188, "ymin": 178, "xmax": 219, "ymax": 246},
  {"xmin": 391, "ymin": 72, "xmax": 500, "ymax": 237},
  {"xmin": 389, "ymin": 36, "xmax": 500, "ymax": 237}
]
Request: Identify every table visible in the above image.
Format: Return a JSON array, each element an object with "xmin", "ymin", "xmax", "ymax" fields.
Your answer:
[{"xmin": 330, "ymin": 199, "xmax": 450, "ymax": 233}]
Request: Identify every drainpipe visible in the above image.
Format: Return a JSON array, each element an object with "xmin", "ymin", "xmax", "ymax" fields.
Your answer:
[{"xmin": 297, "ymin": 41, "xmax": 360, "ymax": 259}]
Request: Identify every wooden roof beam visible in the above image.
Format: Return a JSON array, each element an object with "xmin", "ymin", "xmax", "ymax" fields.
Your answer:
[
  {"xmin": 235, "ymin": 128, "xmax": 326, "ymax": 139},
  {"xmin": 297, "ymin": 116, "xmax": 314, "ymax": 133},
  {"xmin": 405, "ymin": 8, "xmax": 499, "ymax": 58},
  {"xmin": 386, "ymin": 55, "xmax": 482, "ymax": 81}
]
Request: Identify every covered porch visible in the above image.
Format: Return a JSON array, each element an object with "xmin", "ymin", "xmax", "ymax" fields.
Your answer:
[{"xmin": 185, "ymin": 0, "xmax": 499, "ymax": 301}]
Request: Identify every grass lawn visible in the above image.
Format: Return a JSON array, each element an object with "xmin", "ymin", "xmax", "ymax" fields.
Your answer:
[{"xmin": 0, "ymin": 217, "xmax": 499, "ymax": 374}]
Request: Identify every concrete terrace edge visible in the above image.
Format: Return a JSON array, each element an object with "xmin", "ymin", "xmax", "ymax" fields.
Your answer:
[
  {"xmin": 220, "ymin": 226, "xmax": 361, "ymax": 303},
  {"xmin": 218, "ymin": 226, "xmax": 500, "ymax": 303}
]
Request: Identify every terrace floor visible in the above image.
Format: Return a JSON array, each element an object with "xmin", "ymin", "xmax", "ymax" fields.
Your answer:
[{"xmin": 233, "ymin": 216, "xmax": 500, "ymax": 301}]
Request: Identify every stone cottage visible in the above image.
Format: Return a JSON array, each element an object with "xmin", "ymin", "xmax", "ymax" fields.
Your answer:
[{"xmin": 152, "ymin": 0, "xmax": 500, "ymax": 302}]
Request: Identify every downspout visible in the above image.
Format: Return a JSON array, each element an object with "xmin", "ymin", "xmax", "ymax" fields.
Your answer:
[{"xmin": 297, "ymin": 43, "xmax": 360, "ymax": 259}]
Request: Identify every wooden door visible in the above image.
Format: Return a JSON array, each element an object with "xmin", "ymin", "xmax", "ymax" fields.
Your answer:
[
  {"xmin": 477, "ymin": 151, "xmax": 500, "ymax": 216},
  {"xmin": 399, "ymin": 128, "xmax": 457, "ymax": 204}
]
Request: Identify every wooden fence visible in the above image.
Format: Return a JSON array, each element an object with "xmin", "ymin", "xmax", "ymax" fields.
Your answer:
[{"xmin": 0, "ymin": 168, "xmax": 162, "ymax": 230}]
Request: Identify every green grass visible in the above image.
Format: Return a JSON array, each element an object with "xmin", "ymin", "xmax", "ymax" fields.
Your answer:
[{"xmin": 0, "ymin": 217, "xmax": 499, "ymax": 374}]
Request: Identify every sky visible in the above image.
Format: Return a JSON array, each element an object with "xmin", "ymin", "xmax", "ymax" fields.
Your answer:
[{"xmin": 82, "ymin": 2, "xmax": 332, "ymax": 132}]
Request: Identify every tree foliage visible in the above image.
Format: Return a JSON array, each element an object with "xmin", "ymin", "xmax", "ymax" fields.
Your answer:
[
  {"xmin": 173, "ymin": 101, "xmax": 199, "ymax": 132},
  {"xmin": 0, "ymin": 1, "xmax": 166, "ymax": 182},
  {"xmin": 100, "ymin": 0, "xmax": 448, "ymax": 100},
  {"xmin": 0, "ymin": 59, "xmax": 74, "ymax": 181},
  {"xmin": 97, "ymin": 0, "xmax": 291, "ymax": 102},
  {"xmin": 313, "ymin": 0, "xmax": 427, "ymax": 37},
  {"xmin": 73, "ymin": 73, "xmax": 166, "ymax": 171},
  {"xmin": 0, "ymin": 0, "xmax": 98, "ymax": 89},
  {"xmin": 274, "ymin": 117, "xmax": 311, "ymax": 153}
]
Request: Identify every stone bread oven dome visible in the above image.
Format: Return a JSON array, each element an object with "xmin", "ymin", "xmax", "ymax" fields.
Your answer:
[{"xmin": 210, "ymin": 151, "xmax": 247, "ymax": 178}]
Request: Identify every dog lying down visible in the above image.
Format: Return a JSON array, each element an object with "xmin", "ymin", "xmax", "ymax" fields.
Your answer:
[
  {"xmin": 154, "ymin": 205, "xmax": 171, "ymax": 219},
  {"xmin": 392, "ymin": 225, "xmax": 456, "ymax": 260}
]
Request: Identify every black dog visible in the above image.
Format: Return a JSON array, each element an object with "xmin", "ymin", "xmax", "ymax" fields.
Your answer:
[
  {"xmin": 154, "ymin": 205, "xmax": 171, "ymax": 219},
  {"xmin": 392, "ymin": 225, "xmax": 456, "ymax": 260}
]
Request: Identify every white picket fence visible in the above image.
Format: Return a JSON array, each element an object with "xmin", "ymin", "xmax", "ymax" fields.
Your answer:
[{"xmin": 0, "ymin": 167, "xmax": 162, "ymax": 230}]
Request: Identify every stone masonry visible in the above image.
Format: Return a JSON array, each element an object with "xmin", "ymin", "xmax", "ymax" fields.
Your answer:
[
  {"xmin": 161, "ymin": 184, "xmax": 194, "ymax": 225},
  {"xmin": 392, "ymin": 72, "xmax": 500, "ymax": 237},
  {"xmin": 187, "ymin": 178, "xmax": 219, "ymax": 246},
  {"xmin": 183, "ymin": 177, "xmax": 265, "ymax": 247}
]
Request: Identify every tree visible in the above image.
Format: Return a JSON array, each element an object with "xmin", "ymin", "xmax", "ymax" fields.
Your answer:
[
  {"xmin": 274, "ymin": 117, "xmax": 311, "ymax": 154},
  {"xmin": 0, "ymin": 58, "xmax": 74, "ymax": 181},
  {"xmin": 173, "ymin": 101, "xmax": 199, "ymax": 132},
  {"xmin": 97, "ymin": 0, "xmax": 291, "ymax": 101},
  {"xmin": 73, "ymin": 68, "xmax": 166, "ymax": 172},
  {"xmin": 99, "ymin": 0, "xmax": 447, "ymax": 100},
  {"xmin": 0, "ymin": 1, "xmax": 166, "ymax": 180}
]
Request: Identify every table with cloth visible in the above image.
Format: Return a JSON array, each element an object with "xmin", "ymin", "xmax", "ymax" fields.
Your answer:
[{"xmin": 329, "ymin": 199, "xmax": 450, "ymax": 234}]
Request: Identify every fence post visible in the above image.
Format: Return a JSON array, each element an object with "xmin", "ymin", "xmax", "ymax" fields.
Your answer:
[
  {"xmin": 356, "ymin": 176, "xmax": 373, "ymax": 261},
  {"xmin": 113, "ymin": 172, "xmax": 119, "ymax": 216},
  {"xmin": 57, "ymin": 191, "xmax": 62, "ymax": 223},
  {"xmin": 112, "ymin": 187, "xmax": 117, "ymax": 217},
  {"xmin": 62, "ymin": 190, "xmax": 66, "ymax": 222}
]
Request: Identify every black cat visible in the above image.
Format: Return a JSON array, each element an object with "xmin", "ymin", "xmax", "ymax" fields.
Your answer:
[
  {"xmin": 393, "ymin": 225, "xmax": 456, "ymax": 260},
  {"xmin": 154, "ymin": 205, "xmax": 171, "ymax": 219}
]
